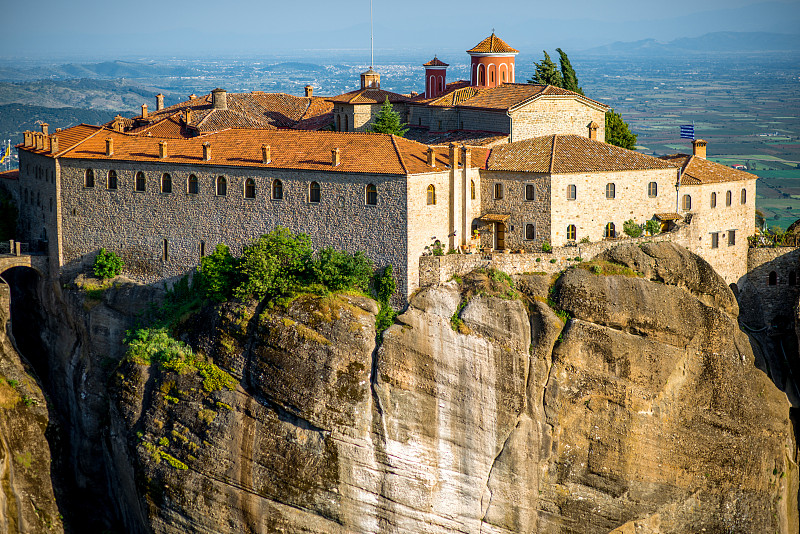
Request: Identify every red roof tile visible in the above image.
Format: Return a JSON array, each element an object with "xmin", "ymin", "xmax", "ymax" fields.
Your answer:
[
  {"xmin": 423, "ymin": 57, "xmax": 449, "ymax": 67},
  {"xmin": 659, "ymin": 154, "xmax": 756, "ymax": 184},
  {"xmin": 467, "ymin": 33, "xmax": 519, "ymax": 55},
  {"xmin": 329, "ymin": 89, "xmax": 411, "ymax": 105},
  {"xmin": 487, "ymin": 134, "xmax": 677, "ymax": 173}
]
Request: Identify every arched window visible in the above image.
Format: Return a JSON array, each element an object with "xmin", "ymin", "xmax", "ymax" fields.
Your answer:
[
  {"xmin": 525, "ymin": 223, "xmax": 535, "ymax": 240},
  {"xmin": 567, "ymin": 184, "xmax": 576, "ymax": 200},
  {"xmin": 161, "ymin": 173, "xmax": 172, "ymax": 193},
  {"xmin": 769, "ymin": 271, "xmax": 777, "ymax": 286},
  {"xmin": 711, "ymin": 192, "xmax": 717, "ymax": 208},
  {"xmin": 682, "ymin": 194, "xmax": 692, "ymax": 210},
  {"xmin": 135, "ymin": 171, "xmax": 146, "ymax": 192},
  {"xmin": 741, "ymin": 188, "xmax": 747, "ymax": 204},
  {"xmin": 107, "ymin": 170, "xmax": 117, "ymax": 190},
  {"xmin": 427, "ymin": 184, "xmax": 436, "ymax": 205},
  {"xmin": 789, "ymin": 271, "xmax": 796, "ymax": 286},
  {"xmin": 648, "ymin": 181, "xmax": 657, "ymax": 197},
  {"xmin": 245, "ymin": 178, "xmax": 256, "ymax": 199},
  {"xmin": 604, "ymin": 222, "xmax": 616, "ymax": 238},
  {"xmin": 470, "ymin": 180, "xmax": 475, "ymax": 200},
  {"xmin": 272, "ymin": 179, "xmax": 283, "ymax": 200},
  {"xmin": 494, "ymin": 182, "xmax": 503, "ymax": 199},
  {"xmin": 365, "ymin": 183, "xmax": 377, "ymax": 205},
  {"xmin": 187, "ymin": 174, "xmax": 198, "ymax": 194},
  {"xmin": 726, "ymin": 190, "xmax": 732, "ymax": 206},
  {"xmin": 606, "ymin": 183, "xmax": 616, "ymax": 199},
  {"xmin": 502, "ymin": 70, "xmax": 506, "ymax": 83},
  {"xmin": 478, "ymin": 64, "xmax": 485, "ymax": 86},
  {"xmin": 567, "ymin": 224, "xmax": 577, "ymax": 241},
  {"xmin": 84, "ymin": 169, "xmax": 95, "ymax": 188},
  {"xmin": 525, "ymin": 183, "xmax": 535, "ymax": 201},
  {"xmin": 490, "ymin": 68, "xmax": 495, "ymax": 83},
  {"xmin": 216, "ymin": 176, "xmax": 227, "ymax": 196},
  {"xmin": 309, "ymin": 181, "xmax": 320, "ymax": 203},
  {"xmin": 439, "ymin": 77, "xmax": 444, "ymax": 92}
]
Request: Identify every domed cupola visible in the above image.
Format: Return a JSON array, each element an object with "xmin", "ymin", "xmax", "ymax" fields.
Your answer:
[
  {"xmin": 467, "ymin": 32, "xmax": 519, "ymax": 88},
  {"xmin": 422, "ymin": 56, "xmax": 449, "ymax": 99}
]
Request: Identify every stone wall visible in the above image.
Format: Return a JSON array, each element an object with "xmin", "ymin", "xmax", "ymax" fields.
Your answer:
[
  {"xmin": 739, "ymin": 247, "xmax": 800, "ymax": 327},
  {"xmin": 549, "ymin": 168, "xmax": 677, "ymax": 245},
  {"xmin": 16, "ymin": 150, "xmax": 60, "ymax": 266},
  {"xmin": 478, "ymin": 170, "xmax": 551, "ymax": 250},
  {"xmin": 511, "ymin": 98, "xmax": 606, "ymax": 142},
  {"xmin": 419, "ymin": 230, "xmax": 675, "ymax": 288},
  {"xmin": 57, "ymin": 158, "xmax": 415, "ymax": 296}
]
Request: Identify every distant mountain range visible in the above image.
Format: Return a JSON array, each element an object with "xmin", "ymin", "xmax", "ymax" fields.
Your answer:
[{"xmin": 584, "ymin": 32, "xmax": 800, "ymax": 56}]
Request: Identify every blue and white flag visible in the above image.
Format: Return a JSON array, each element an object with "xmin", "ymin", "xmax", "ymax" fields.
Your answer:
[{"xmin": 680, "ymin": 124, "xmax": 695, "ymax": 140}]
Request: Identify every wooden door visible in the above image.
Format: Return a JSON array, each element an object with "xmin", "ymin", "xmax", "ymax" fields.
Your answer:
[{"xmin": 496, "ymin": 222, "xmax": 506, "ymax": 250}]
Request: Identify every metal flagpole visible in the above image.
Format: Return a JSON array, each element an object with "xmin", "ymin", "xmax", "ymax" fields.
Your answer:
[{"xmin": 370, "ymin": 0, "xmax": 374, "ymax": 69}]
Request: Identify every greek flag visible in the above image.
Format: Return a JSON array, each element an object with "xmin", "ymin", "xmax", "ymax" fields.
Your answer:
[{"xmin": 680, "ymin": 124, "xmax": 695, "ymax": 140}]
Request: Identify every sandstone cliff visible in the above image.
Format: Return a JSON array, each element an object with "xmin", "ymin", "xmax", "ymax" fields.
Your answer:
[{"xmin": 6, "ymin": 242, "xmax": 799, "ymax": 533}]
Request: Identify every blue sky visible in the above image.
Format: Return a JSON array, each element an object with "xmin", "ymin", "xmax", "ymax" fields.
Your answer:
[{"xmin": 1, "ymin": 0, "xmax": 798, "ymax": 59}]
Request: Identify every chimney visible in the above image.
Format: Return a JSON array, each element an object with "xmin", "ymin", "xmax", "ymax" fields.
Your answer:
[
  {"xmin": 23, "ymin": 131, "xmax": 32, "ymax": 147},
  {"xmin": 211, "ymin": 88, "xmax": 227, "ymax": 110},
  {"xmin": 262, "ymin": 144, "xmax": 271, "ymax": 164},
  {"xmin": 41, "ymin": 123, "xmax": 49, "ymax": 135},
  {"xmin": 426, "ymin": 147, "xmax": 436, "ymax": 167},
  {"xmin": 44, "ymin": 135, "xmax": 51, "ymax": 152},
  {"xmin": 692, "ymin": 139, "xmax": 707, "ymax": 159},
  {"xmin": 304, "ymin": 85, "xmax": 313, "ymax": 98},
  {"xmin": 189, "ymin": 94, "xmax": 197, "ymax": 100},
  {"xmin": 112, "ymin": 115, "xmax": 124, "ymax": 132},
  {"xmin": 156, "ymin": 93, "xmax": 164, "ymax": 111},
  {"xmin": 105, "ymin": 137, "xmax": 114, "ymax": 156},
  {"xmin": 185, "ymin": 108, "xmax": 193, "ymax": 124},
  {"xmin": 461, "ymin": 145, "xmax": 471, "ymax": 169},
  {"xmin": 34, "ymin": 133, "xmax": 42, "ymax": 150},
  {"xmin": 448, "ymin": 142, "xmax": 458, "ymax": 170},
  {"xmin": 159, "ymin": 140, "xmax": 168, "ymax": 159},
  {"xmin": 588, "ymin": 121, "xmax": 599, "ymax": 141},
  {"xmin": 203, "ymin": 142, "xmax": 211, "ymax": 161},
  {"xmin": 50, "ymin": 135, "xmax": 59, "ymax": 154},
  {"xmin": 141, "ymin": 104, "xmax": 148, "ymax": 118},
  {"xmin": 332, "ymin": 147, "xmax": 341, "ymax": 167}
]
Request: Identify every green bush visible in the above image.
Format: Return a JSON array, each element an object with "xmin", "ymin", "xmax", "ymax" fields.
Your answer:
[
  {"xmin": 644, "ymin": 219, "xmax": 661, "ymax": 236},
  {"xmin": 373, "ymin": 265, "xmax": 396, "ymax": 304},
  {"xmin": 623, "ymin": 219, "xmax": 643, "ymax": 238},
  {"xmin": 196, "ymin": 244, "xmax": 239, "ymax": 302},
  {"xmin": 234, "ymin": 227, "xmax": 313, "ymax": 301},
  {"xmin": 93, "ymin": 248, "xmax": 124, "ymax": 279},
  {"xmin": 541, "ymin": 241, "xmax": 552, "ymax": 253},
  {"xmin": 312, "ymin": 248, "xmax": 373, "ymax": 292}
]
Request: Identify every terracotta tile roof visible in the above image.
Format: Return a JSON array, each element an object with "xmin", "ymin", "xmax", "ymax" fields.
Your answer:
[
  {"xmin": 423, "ymin": 57, "xmax": 449, "ymax": 67},
  {"xmin": 16, "ymin": 124, "xmax": 104, "ymax": 156},
  {"xmin": 427, "ymin": 86, "xmax": 482, "ymax": 107},
  {"xmin": 128, "ymin": 115, "xmax": 189, "ymax": 138},
  {"xmin": 0, "ymin": 170, "xmax": 19, "ymax": 180},
  {"xmin": 50, "ymin": 127, "xmax": 484, "ymax": 176},
  {"xmin": 487, "ymin": 134, "xmax": 677, "ymax": 174},
  {"xmin": 467, "ymin": 33, "xmax": 519, "ymax": 55},
  {"xmin": 329, "ymin": 89, "xmax": 411, "ymax": 105},
  {"xmin": 405, "ymin": 127, "xmax": 508, "ymax": 147},
  {"xmin": 480, "ymin": 213, "xmax": 510, "ymax": 222},
  {"xmin": 411, "ymin": 80, "xmax": 472, "ymax": 104},
  {"xmin": 654, "ymin": 213, "xmax": 682, "ymax": 221},
  {"xmin": 410, "ymin": 83, "xmax": 606, "ymax": 112},
  {"xmin": 659, "ymin": 154, "xmax": 756, "ymax": 185}
]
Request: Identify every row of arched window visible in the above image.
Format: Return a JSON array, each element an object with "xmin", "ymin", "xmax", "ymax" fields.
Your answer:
[
  {"xmin": 563, "ymin": 181, "xmax": 659, "ymax": 201},
  {"xmin": 709, "ymin": 189, "xmax": 747, "ymax": 208},
  {"xmin": 83, "ymin": 169, "xmax": 379, "ymax": 204},
  {"xmin": 768, "ymin": 270, "xmax": 797, "ymax": 286},
  {"xmin": 25, "ymin": 164, "xmax": 54, "ymax": 183},
  {"xmin": 426, "ymin": 181, "xmax": 479, "ymax": 205}
]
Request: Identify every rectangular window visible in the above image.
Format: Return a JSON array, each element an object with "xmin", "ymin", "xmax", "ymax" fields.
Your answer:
[
  {"xmin": 524, "ymin": 183, "xmax": 535, "ymax": 201},
  {"xmin": 711, "ymin": 232, "xmax": 719, "ymax": 249},
  {"xmin": 494, "ymin": 183, "xmax": 503, "ymax": 200},
  {"xmin": 524, "ymin": 223, "xmax": 535, "ymax": 240},
  {"xmin": 728, "ymin": 230, "xmax": 736, "ymax": 246},
  {"xmin": 163, "ymin": 239, "xmax": 169, "ymax": 262},
  {"xmin": 567, "ymin": 184, "xmax": 576, "ymax": 200},
  {"xmin": 199, "ymin": 240, "xmax": 205, "ymax": 258}
]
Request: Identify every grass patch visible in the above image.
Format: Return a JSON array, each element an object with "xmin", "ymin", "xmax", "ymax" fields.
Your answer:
[{"xmin": 577, "ymin": 260, "xmax": 643, "ymax": 278}]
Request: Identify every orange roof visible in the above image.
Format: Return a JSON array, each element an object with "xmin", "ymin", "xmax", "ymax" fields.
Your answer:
[
  {"xmin": 411, "ymin": 83, "xmax": 607, "ymax": 112},
  {"xmin": 16, "ymin": 124, "xmax": 104, "ymax": 156},
  {"xmin": 405, "ymin": 128, "xmax": 508, "ymax": 147},
  {"xmin": 659, "ymin": 154, "xmax": 756, "ymax": 185},
  {"xmin": 467, "ymin": 33, "xmax": 519, "ymax": 55},
  {"xmin": 423, "ymin": 57, "xmax": 449, "ymax": 67},
  {"xmin": 40, "ymin": 127, "xmax": 489, "ymax": 176},
  {"xmin": 329, "ymin": 89, "xmax": 411, "ymax": 105},
  {"xmin": 128, "ymin": 115, "xmax": 188, "ymax": 138},
  {"xmin": 487, "ymin": 135, "xmax": 677, "ymax": 174}
]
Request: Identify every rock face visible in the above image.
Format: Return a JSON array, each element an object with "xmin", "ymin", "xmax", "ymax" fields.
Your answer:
[
  {"xmin": 7, "ymin": 242, "xmax": 799, "ymax": 532},
  {"xmin": 0, "ymin": 280, "xmax": 62, "ymax": 533}
]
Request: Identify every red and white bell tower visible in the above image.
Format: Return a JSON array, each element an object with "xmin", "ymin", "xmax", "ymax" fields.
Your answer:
[
  {"xmin": 422, "ymin": 56, "xmax": 448, "ymax": 99},
  {"xmin": 467, "ymin": 32, "xmax": 519, "ymax": 88}
]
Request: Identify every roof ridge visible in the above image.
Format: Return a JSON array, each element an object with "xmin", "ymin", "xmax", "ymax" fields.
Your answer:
[
  {"xmin": 54, "ymin": 125, "xmax": 105, "ymax": 157},
  {"xmin": 549, "ymin": 135, "xmax": 557, "ymax": 174},
  {"xmin": 390, "ymin": 135, "xmax": 409, "ymax": 175}
]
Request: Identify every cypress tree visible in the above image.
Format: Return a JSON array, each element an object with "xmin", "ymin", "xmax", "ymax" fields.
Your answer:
[
  {"xmin": 556, "ymin": 48, "xmax": 583, "ymax": 95},
  {"xmin": 528, "ymin": 51, "xmax": 563, "ymax": 87},
  {"xmin": 605, "ymin": 108, "xmax": 637, "ymax": 150},
  {"xmin": 369, "ymin": 98, "xmax": 408, "ymax": 137}
]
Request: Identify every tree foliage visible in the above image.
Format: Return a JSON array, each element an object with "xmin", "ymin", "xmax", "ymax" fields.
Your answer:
[
  {"xmin": 644, "ymin": 219, "xmax": 661, "ymax": 236},
  {"xmin": 369, "ymin": 98, "xmax": 408, "ymax": 137},
  {"xmin": 93, "ymin": 248, "xmax": 124, "ymax": 279},
  {"xmin": 623, "ymin": 219, "xmax": 643, "ymax": 238},
  {"xmin": 605, "ymin": 108, "xmax": 638, "ymax": 150},
  {"xmin": 234, "ymin": 227, "xmax": 313, "ymax": 301},
  {"xmin": 196, "ymin": 244, "xmax": 239, "ymax": 302},
  {"xmin": 528, "ymin": 51, "xmax": 562, "ymax": 87},
  {"xmin": 312, "ymin": 248, "xmax": 373, "ymax": 293},
  {"xmin": 556, "ymin": 48, "xmax": 583, "ymax": 95}
]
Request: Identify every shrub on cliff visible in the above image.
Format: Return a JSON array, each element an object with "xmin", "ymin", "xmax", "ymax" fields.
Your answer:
[
  {"xmin": 196, "ymin": 244, "xmax": 240, "ymax": 302},
  {"xmin": 93, "ymin": 248, "xmax": 124, "ymax": 279},
  {"xmin": 312, "ymin": 248, "xmax": 373, "ymax": 292}
]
